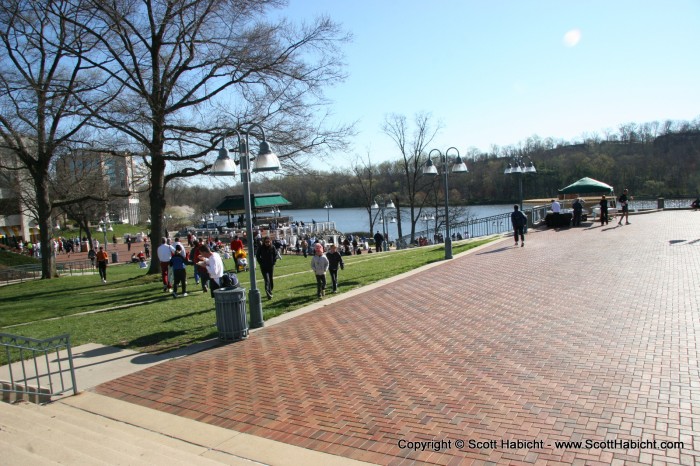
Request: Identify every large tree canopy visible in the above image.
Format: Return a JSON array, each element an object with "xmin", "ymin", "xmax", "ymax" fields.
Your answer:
[
  {"xmin": 65, "ymin": 0, "xmax": 352, "ymax": 274},
  {"xmin": 0, "ymin": 0, "xmax": 114, "ymax": 278}
]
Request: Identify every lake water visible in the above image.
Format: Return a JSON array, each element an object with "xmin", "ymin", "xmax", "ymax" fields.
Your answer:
[{"xmin": 249, "ymin": 205, "xmax": 514, "ymax": 237}]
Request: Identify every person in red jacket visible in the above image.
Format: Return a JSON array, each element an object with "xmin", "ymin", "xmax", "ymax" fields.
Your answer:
[{"xmin": 230, "ymin": 235, "xmax": 244, "ymax": 252}]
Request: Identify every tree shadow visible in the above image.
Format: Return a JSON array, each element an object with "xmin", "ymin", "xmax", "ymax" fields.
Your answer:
[{"xmin": 162, "ymin": 308, "xmax": 213, "ymax": 322}]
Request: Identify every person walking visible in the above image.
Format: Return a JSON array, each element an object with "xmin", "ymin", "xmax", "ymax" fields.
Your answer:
[
  {"xmin": 510, "ymin": 205, "xmax": 527, "ymax": 247},
  {"xmin": 326, "ymin": 244, "xmax": 345, "ymax": 293},
  {"xmin": 157, "ymin": 237, "xmax": 175, "ymax": 292},
  {"xmin": 170, "ymin": 244, "xmax": 189, "ymax": 298},
  {"xmin": 255, "ymin": 236, "xmax": 278, "ymax": 299},
  {"xmin": 617, "ymin": 189, "xmax": 632, "ymax": 225},
  {"xmin": 599, "ymin": 195, "xmax": 609, "ymax": 225},
  {"xmin": 572, "ymin": 198, "xmax": 583, "ymax": 227},
  {"xmin": 311, "ymin": 243, "xmax": 329, "ymax": 298},
  {"xmin": 95, "ymin": 246, "xmax": 109, "ymax": 283}
]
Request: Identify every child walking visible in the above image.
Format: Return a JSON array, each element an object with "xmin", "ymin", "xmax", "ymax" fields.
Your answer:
[
  {"xmin": 170, "ymin": 244, "xmax": 189, "ymax": 297},
  {"xmin": 310, "ymin": 243, "xmax": 329, "ymax": 298},
  {"xmin": 326, "ymin": 244, "xmax": 344, "ymax": 293}
]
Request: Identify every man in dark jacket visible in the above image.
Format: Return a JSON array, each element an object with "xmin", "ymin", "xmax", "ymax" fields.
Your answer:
[
  {"xmin": 255, "ymin": 236, "xmax": 278, "ymax": 299},
  {"xmin": 373, "ymin": 230, "xmax": 384, "ymax": 253},
  {"xmin": 511, "ymin": 205, "xmax": 527, "ymax": 247},
  {"xmin": 572, "ymin": 198, "xmax": 583, "ymax": 227}
]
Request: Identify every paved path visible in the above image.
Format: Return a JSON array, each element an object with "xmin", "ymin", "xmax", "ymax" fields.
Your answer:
[{"xmin": 95, "ymin": 211, "xmax": 700, "ymax": 465}]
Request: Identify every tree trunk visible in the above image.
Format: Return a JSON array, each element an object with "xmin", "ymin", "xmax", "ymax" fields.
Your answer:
[
  {"xmin": 35, "ymin": 175, "xmax": 57, "ymax": 279},
  {"xmin": 147, "ymin": 156, "xmax": 167, "ymax": 275}
]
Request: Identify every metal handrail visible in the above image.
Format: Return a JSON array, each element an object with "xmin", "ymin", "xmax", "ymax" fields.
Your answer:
[{"xmin": 1, "ymin": 333, "xmax": 78, "ymax": 404}]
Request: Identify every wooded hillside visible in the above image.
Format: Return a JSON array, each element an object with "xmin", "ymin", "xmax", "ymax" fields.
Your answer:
[{"xmin": 166, "ymin": 120, "xmax": 700, "ymax": 212}]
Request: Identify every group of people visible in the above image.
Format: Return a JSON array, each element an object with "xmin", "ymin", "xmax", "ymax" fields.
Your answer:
[
  {"xmin": 149, "ymin": 233, "xmax": 349, "ymax": 301},
  {"xmin": 156, "ymin": 236, "xmax": 226, "ymax": 298},
  {"xmin": 512, "ymin": 189, "xmax": 635, "ymax": 245},
  {"xmin": 597, "ymin": 189, "xmax": 632, "ymax": 226}
]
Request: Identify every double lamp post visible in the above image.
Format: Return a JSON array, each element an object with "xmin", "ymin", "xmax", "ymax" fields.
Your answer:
[
  {"xmin": 504, "ymin": 156, "xmax": 536, "ymax": 209},
  {"xmin": 96, "ymin": 214, "xmax": 112, "ymax": 251},
  {"xmin": 210, "ymin": 123, "xmax": 280, "ymax": 329},
  {"xmin": 422, "ymin": 148, "xmax": 468, "ymax": 260},
  {"xmin": 371, "ymin": 196, "xmax": 395, "ymax": 251}
]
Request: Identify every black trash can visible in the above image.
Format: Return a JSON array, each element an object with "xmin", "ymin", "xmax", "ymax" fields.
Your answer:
[
  {"xmin": 213, "ymin": 287, "xmax": 248, "ymax": 341},
  {"xmin": 111, "ymin": 252, "xmax": 119, "ymax": 263}
]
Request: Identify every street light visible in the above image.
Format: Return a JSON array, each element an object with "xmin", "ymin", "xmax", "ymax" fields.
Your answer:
[
  {"xmin": 422, "ymin": 147, "xmax": 468, "ymax": 260},
  {"xmin": 504, "ymin": 156, "xmax": 536, "ymax": 209},
  {"xmin": 324, "ymin": 201, "xmax": 333, "ymax": 223},
  {"xmin": 211, "ymin": 124, "xmax": 280, "ymax": 329},
  {"xmin": 371, "ymin": 195, "xmax": 395, "ymax": 251},
  {"xmin": 96, "ymin": 214, "xmax": 113, "ymax": 251},
  {"xmin": 420, "ymin": 212, "xmax": 435, "ymax": 243}
]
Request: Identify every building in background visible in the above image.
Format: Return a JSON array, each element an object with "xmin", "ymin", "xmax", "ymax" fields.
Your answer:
[
  {"xmin": 56, "ymin": 150, "xmax": 141, "ymax": 225},
  {"xmin": 0, "ymin": 147, "xmax": 39, "ymax": 244}
]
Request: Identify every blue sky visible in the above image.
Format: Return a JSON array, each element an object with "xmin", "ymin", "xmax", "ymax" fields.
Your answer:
[{"xmin": 280, "ymin": 0, "xmax": 700, "ymax": 166}]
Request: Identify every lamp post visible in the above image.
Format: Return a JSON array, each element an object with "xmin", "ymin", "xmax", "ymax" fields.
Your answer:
[
  {"xmin": 96, "ymin": 214, "xmax": 112, "ymax": 251},
  {"xmin": 422, "ymin": 147, "xmax": 468, "ymax": 260},
  {"xmin": 210, "ymin": 124, "xmax": 280, "ymax": 329},
  {"xmin": 420, "ymin": 212, "xmax": 434, "ymax": 243},
  {"xmin": 324, "ymin": 201, "xmax": 333, "ymax": 223},
  {"xmin": 504, "ymin": 156, "xmax": 536, "ymax": 209},
  {"xmin": 371, "ymin": 195, "xmax": 395, "ymax": 251}
]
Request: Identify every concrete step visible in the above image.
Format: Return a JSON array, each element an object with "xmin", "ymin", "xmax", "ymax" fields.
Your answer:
[
  {"xmin": 0, "ymin": 436, "xmax": 59, "ymax": 465},
  {"xmin": 2, "ymin": 391, "xmax": 375, "ymax": 466},
  {"xmin": 0, "ymin": 400, "xmax": 250, "ymax": 466}
]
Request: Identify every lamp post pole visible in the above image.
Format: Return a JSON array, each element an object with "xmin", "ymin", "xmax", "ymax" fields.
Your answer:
[
  {"xmin": 324, "ymin": 201, "xmax": 333, "ymax": 223},
  {"xmin": 423, "ymin": 147, "xmax": 468, "ymax": 260},
  {"xmin": 98, "ymin": 214, "xmax": 112, "ymax": 251},
  {"xmin": 421, "ymin": 212, "xmax": 434, "ymax": 243},
  {"xmin": 210, "ymin": 124, "xmax": 281, "ymax": 329},
  {"xmin": 372, "ymin": 196, "xmax": 394, "ymax": 251},
  {"xmin": 504, "ymin": 156, "xmax": 536, "ymax": 210}
]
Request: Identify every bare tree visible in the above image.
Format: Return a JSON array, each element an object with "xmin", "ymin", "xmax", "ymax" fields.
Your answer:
[
  {"xmin": 66, "ymin": 0, "xmax": 352, "ymax": 274},
  {"xmin": 0, "ymin": 0, "xmax": 113, "ymax": 278},
  {"xmin": 351, "ymin": 150, "xmax": 379, "ymax": 234},
  {"xmin": 381, "ymin": 112, "xmax": 442, "ymax": 243}
]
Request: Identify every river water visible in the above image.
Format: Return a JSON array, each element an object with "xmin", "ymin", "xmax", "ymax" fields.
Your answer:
[{"xmin": 248, "ymin": 205, "xmax": 514, "ymax": 237}]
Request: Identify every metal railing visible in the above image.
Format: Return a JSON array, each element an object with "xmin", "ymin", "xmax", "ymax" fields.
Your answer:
[
  {"xmin": 1, "ymin": 333, "xmax": 78, "ymax": 404},
  {"xmin": 0, "ymin": 259, "xmax": 95, "ymax": 285},
  {"xmin": 401, "ymin": 211, "xmax": 514, "ymax": 246}
]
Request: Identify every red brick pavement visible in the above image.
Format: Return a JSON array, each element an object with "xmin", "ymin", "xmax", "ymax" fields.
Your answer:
[{"xmin": 95, "ymin": 211, "xmax": 700, "ymax": 465}]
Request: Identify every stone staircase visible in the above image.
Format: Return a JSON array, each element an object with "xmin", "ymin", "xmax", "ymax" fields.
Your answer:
[
  {"xmin": 0, "ymin": 391, "xmax": 370, "ymax": 466},
  {"xmin": 0, "ymin": 395, "xmax": 258, "ymax": 466}
]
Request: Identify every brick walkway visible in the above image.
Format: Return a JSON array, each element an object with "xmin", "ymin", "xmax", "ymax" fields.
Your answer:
[{"xmin": 95, "ymin": 211, "xmax": 700, "ymax": 465}]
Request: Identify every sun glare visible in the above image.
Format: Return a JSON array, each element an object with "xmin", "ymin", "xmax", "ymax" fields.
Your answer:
[{"xmin": 563, "ymin": 28, "xmax": 582, "ymax": 47}]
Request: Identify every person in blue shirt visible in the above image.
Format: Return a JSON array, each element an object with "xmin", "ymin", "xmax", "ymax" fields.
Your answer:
[{"xmin": 170, "ymin": 244, "xmax": 189, "ymax": 298}]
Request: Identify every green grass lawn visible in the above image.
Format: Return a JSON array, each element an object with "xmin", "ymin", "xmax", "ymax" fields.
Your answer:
[{"xmin": 0, "ymin": 238, "xmax": 494, "ymax": 363}]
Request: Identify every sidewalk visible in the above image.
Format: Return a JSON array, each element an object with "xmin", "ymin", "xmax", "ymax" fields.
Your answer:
[{"xmin": 4, "ymin": 211, "xmax": 700, "ymax": 465}]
